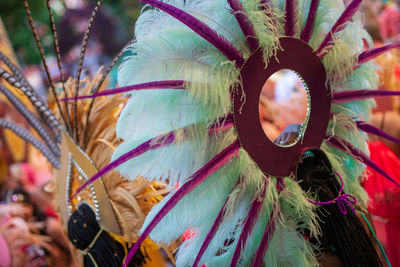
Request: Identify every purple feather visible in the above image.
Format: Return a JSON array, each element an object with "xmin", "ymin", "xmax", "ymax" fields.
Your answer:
[
  {"xmin": 332, "ymin": 89, "xmax": 400, "ymax": 103},
  {"xmin": 209, "ymin": 113, "xmax": 234, "ymax": 134},
  {"xmin": 276, "ymin": 177, "xmax": 286, "ymax": 192},
  {"xmin": 193, "ymin": 179, "xmax": 241, "ymax": 267},
  {"xmin": 70, "ymin": 114, "xmax": 235, "ymax": 200},
  {"xmin": 356, "ymin": 121, "xmax": 400, "ymax": 144},
  {"xmin": 227, "ymin": 0, "xmax": 259, "ymax": 51},
  {"xmin": 315, "ymin": 0, "xmax": 362, "ymax": 57},
  {"xmin": 230, "ymin": 178, "xmax": 268, "ymax": 267},
  {"xmin": 137, "ymin": 0, "xmax": 245, "ymax": 67},
  {"xmin": 300, "ymin": 0, "xmax": 320, "ymax": 42},
  {"xmin": 260, "ymin": 0, "xmax": 271, "ymax": 9},
  {"xmin": 210, "ymin": 121, "xmax": 234, "ymax": 134},
  {"xmin": 251, "ymin": 206, "xmax": 277, "ymax": 267},
  {"xmin": 122, "ymin": 140, "xmax": 241, "ymax": 267},
  {"xmin": 259, "ymin": 0, "xmax": 276, "ymax": 30},
  {"xmin": 61, "ymin": 80, "xmax": 187, "ymax": 101},
  {"xmin": 70, "ymin": 131, "xmax": 176, "ymax": 200},
  {"xmin": 285, "ymin": 0, "xmax": 297, "ymax": 36},
  {"xmin": 358, "ymin": 42, "xmax": 400, "ymax": 65},
  {"xmin": 327, "ymin": 136, "xmax": 400, "ymax": 187}
]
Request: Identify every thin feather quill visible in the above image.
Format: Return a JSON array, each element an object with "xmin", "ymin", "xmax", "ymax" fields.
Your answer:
[
  {"xmin": 356, "ymin": 121, "xmax": 400, "ymax": 144},
  {"xmin": 73, "ymin": 114, "xmax": 234, "ymax": 199},
  {"xmin": 327, "ymin": 136, "xmax": 400, "ymax": 187},
  {"xmin": 300, "ymin": 0, "xmax": 320, "ymax": 42},
  {"xmin": 332, "ymin": 89, "xmax": 400, "ymax": 102},
  {"xmin": 251, "ymin": 206, "xmax": 277, "ymax": 267},
  {"xmin": 193, "ymin": 179, "xmax": 240, "ymax": 267},
  {"xmin": 61, "ymin": 80, "xmax": 187, "ymax": 101},
  {"xmin": 285, "ymin": 0, "xmax": 296, "ymax": 36},
  {"xmin": 230, "ymin": 178, "xmax": 268, "ymax": 267},
  {"xmin": 227, "ymin": 0, "xmax": 259, "ymax": 51},
  {"xmin": 71, "ymin": 131, "xmax": 176, "ymax": 200},
  {"xmin": 358, "ymin": 42, "xmax": 400, "ymax": 65}
]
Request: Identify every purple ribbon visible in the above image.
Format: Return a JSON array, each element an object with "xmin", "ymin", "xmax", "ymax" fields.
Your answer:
[
  {"xmin": 307, "ymin": 171, "xmax": 357, "ymax": 215},
  {"xmin": 335, "ymin": 193, "xmax": 357, "ymax": 215}
]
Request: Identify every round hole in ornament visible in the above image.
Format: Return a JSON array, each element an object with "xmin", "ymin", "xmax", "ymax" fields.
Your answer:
[
  {"xmin": 233, "ymin": 37, "xmax": 331, "ymax": 177},
  {"xmin": 259, "ymin": 69, "xmax": 310, "ymax": 147}
]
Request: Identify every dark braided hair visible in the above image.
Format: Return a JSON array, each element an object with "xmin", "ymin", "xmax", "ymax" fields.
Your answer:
[
  {"xmin": 67, "ymin": 203, "xmax": 146, "ymax": 267},
  {"xmin": 296, "ymin": 148, "xmax": 382, "ymax": 267}
]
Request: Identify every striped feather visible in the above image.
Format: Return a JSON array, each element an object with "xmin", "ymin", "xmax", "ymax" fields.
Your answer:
[
  {"xmin": 0, "ymin": 118, "xmax": 59, "ymax": 168},
  {"xmin": 0, "ymin": 66, "xmax": 60, "ymax": 134},
  {"xmin": 0, "ymin": 84, "xmax": 59, "ymax": 156}
]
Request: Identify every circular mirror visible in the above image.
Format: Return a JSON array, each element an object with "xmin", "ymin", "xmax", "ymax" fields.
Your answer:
[{"xmin": 259, "ymin": 69, "xmax": 310, "ymax": 147}]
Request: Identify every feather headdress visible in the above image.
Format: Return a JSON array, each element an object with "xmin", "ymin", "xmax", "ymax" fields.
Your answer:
[
  {"xmin": 69, "ymin": 0, "xmax": 400, "ymax": 266},
  {"xmin": 0, "ymin": 1, "xmax": 175, "ymax": 265}
]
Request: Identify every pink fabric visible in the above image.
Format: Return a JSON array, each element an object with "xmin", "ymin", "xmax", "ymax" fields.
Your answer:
[
  {"xmin": 0, "ymin": 234, "xmax": 11, "ymax": 267},
  {"xmin": 364, "ymin": 141, "xmax": 400, "ymax": 266},
  {"xmin": 20, "ymin": 163, "xmax": 36, "ymax": 185},
  {"xmin": 182, "ymin": 227, "xmax": 197, "ymax": 242},
  {"xmin": 19, "ymin": 163, "xmax": 52, "ymax": 193},
  {"xmin": 395, "ymin": 65, "xmax": 400, "ymax": 82},
  {"xmin": 379, "ymin": 4, "xmax": 400, "ymax": 40},
  {"xmin": 364, "ymin": 141, "xmax": 400, "ymax": 220}
]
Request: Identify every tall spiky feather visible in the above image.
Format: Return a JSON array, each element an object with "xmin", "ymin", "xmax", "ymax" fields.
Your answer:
[{"xmin": 53, "ymin": 71, "xmax": 172, "ymax": 243}]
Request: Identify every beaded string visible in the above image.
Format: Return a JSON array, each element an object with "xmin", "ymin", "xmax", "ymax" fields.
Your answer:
[
  {"xmin": 277, "ymin": 70, "xmax": 311, "ymax": 148},
  {"xmin": 308, "ymin": 170, "xmax": 357, "ymax": 215},
  {"xmin": 66, "ymin": 154, "xmax": 100, "ymax": 221}
]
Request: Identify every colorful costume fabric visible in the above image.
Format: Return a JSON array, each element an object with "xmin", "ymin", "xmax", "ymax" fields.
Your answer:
[{"xmin": 364, "ymin": 140, "xmax": 400, "ymax": 267}]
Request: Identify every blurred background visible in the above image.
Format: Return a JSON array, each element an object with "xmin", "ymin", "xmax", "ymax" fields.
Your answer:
[
  {"xmin": 0, "ymin": 0, "xmax": 144, "ymax": 96},
  {"xmin": 0, "ymin": 1, "xmax": 144, "ymax": 266}
]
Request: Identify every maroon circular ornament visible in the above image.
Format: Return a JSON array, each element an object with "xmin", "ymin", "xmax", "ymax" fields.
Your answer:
[{"xmin": 233, "ymin": 37, "xmax": 331, "ymax": 177}]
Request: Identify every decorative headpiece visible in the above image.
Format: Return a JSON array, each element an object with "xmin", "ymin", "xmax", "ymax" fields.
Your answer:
[
  {"xmin": 0, "ymin": 1, "xmax": 175, "ymax": 265},
  {"xmin": 0, "ymin": 234, "xmax": 11, "ymax": 267},
  {"xmin": 66, "ymin": 0, "xmax": 400, "ymax": 266},
  {"xmin": 3, "ymin": 0, "xmax": 400, "ymax": 266},
  {"xmin": 5, "ymin": 189, "xmax": 31, "ymax": 204}
]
